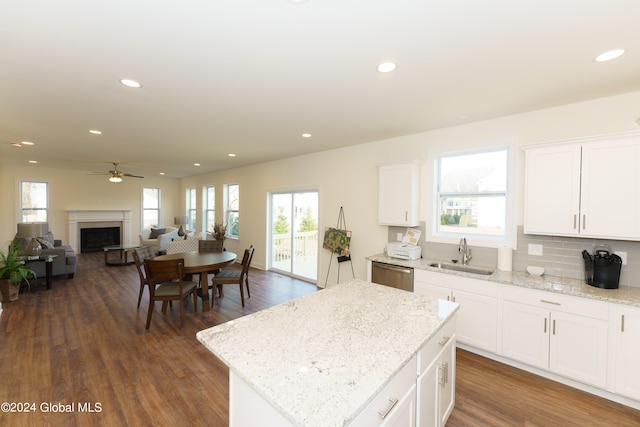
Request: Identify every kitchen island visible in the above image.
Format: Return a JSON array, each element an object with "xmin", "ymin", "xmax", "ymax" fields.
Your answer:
[{"xmin": 196, "ymin": 279, "xmax": 459, "ymax": 427}]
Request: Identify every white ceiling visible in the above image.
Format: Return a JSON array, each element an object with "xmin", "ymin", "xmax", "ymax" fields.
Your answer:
[{"xmin": 1, "ymin": 1, "xmax": 640, "ymax": 179}]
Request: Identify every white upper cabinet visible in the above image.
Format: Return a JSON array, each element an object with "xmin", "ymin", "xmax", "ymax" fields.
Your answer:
[
  {"xmin": 524, "ymin": 132, "xmax": 640, "ymax": 240},
  {"xmin": 378, "ymin": 160, "xmax": 421, "ymax": 226}
]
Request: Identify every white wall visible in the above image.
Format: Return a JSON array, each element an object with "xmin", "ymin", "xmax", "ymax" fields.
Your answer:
[
  {"xmin": 0, "ymin": 166, "xmax": 180, "ymax": 249},
  {"xmin": 3, "ymin": 91, "xmax": 640, "ymax": 286}
]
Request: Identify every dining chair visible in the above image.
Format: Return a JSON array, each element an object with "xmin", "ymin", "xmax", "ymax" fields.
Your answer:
[
  {"xmin": 196, "ymin": 238, "xmax": 225, "ymax": 289},
  {"xmin": 132, "ymin": 246, "xmax": 157, "ymax": 309},
  {"xmin": 211, "ymin": 245, "xmax": 254, "ymax": 307},
  {"xmin": 198, "ymin": 239, "xmax": 224, "ymax": 253},
  {"xmin": 143, "ymin": 258, "xmax": 198, "ymax": 329}
]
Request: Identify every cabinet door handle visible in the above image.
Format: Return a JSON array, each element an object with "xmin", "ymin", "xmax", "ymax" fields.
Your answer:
[
  {"xmin": 438, "ymin": 336, "xmax": 450, "ymax": 346},
  {"xmin": 540, "ymin": 299, "xmax": 561, "ymax": 306},
  {"xmin": 544, "ymin": 317, "xmax": 547, "ymax": 333},
  {"xmin": 552, "ymin": 319, "xmax": 556, "ymax": 335},
  {"xmin": 405, "ymin": 211, "xmax": 408, "ymax": 221},
  {"xmin": 438, "ymin": 362, "xmax": 449, "ymax": 386},
  {"xmin": 573, "ymin": 214, "xmax": 577, "ymax": 229},
  {"xmin": 621, "ymin": 314, "xmax": 625, "ymax": 333},
  {"xmin": 377, "ymin": 397, "xmax": 399, "ymax": 419},
  {"xmin": 583, "ymin": 214, "xmax": 586, "ymax": 229}
]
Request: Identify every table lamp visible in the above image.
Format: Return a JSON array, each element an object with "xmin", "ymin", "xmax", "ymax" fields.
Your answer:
[
  {"xmin": 174, "ymin": 216, "xmax": 188, "ymax": 238},
  {"xmin": 17, "ymin": 222, "xmax": 49, "ymax": 256}
]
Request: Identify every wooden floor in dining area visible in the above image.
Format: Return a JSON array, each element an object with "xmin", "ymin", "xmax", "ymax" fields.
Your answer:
[{"xmin": 1, "ymin": 252, "xmax": 639, "ymax": 426}]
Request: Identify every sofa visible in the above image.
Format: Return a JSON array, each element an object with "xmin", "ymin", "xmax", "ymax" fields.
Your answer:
[
  {"xmin": 12, "ymin": 234, "xmax": 77, "ymax": 280},
  {"xmin": 166, "ymin": 232, "xmax": 205, "ymax": 254},
  {"xmin": 139, "ymin": 226, "xmax": 180, "ymax": 254}
]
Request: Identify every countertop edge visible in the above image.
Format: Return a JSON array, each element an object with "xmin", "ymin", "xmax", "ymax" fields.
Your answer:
[{"xmin": 367, "ymin": 254, "xmax": 640, "ymax": 308}]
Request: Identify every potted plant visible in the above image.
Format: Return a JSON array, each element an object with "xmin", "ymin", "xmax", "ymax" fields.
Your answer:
[
  {"xmin": 211, "ymin": 221, "xmax": 228, "ymax": 241},
  {"xmin": 0, "ymin": 242, "xmax": 37, "ymax": 302}
]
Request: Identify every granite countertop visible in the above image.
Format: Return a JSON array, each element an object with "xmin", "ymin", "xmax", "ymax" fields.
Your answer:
[
  {"xmin": 367, "ymin": 253, "xmax": 640, "ymax": 308},
  {"xmin": 196, "ymin": 279, "xmax": 459, "ymax": 427}
]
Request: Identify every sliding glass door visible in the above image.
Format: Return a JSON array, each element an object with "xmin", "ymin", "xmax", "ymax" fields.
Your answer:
[{"xmin": 269, "ymin": 191, "xmax": 318, "ymax": 281}]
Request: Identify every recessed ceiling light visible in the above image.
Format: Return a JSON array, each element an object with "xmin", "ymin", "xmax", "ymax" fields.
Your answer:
[
  {"xmin": 120, "ymin": 79, "xmax": 142, "ymax": 88},
  {"xmin": 302, "ymin": 133, "xmax": 312, "ymax": 138},
  {"xmin": 89, "ymin": 130, "xmax": 102, "ymax": 135},
  {"xmin": 21, "ymin": 141, "xmax": 35, "ymax": 145},
  {"xmin": 595, "ymin": 49, "xmax": 625, "ymax": 62},
  {"xmin": 228, "ymin": 153, "xmax": 236, "ymax": 157},
  {"xmin": 377, "ymin": 62, "xmax": 397, "ymax": 73},
  {"xmin": 159, "ymin": 172, "xmax": 165, "ymax": 175},
  {"xmin": 11, "ymin": 142, "xmax": 22, "ymax": 147},
  {"xmin": 28, "ymin": 160, "xmax": 38, "ymax": 164},
  {"xmin": 194, "ymin": 163, "xmax": 201, "ymax": 166}
]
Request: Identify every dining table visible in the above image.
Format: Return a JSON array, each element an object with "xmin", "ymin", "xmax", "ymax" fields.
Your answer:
[{"xmin": 155, "ymin": 250, "xmax": 236, "ymax": 311}]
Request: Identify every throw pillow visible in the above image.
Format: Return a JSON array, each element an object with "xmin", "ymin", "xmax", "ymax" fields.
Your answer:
[
  {"xmin": 149, "ymin": 228, "xmax": 166, "ymax": 239},
  {"xmin": 36, "ymin": 237, "xmax": 50, "ymax": 249}
]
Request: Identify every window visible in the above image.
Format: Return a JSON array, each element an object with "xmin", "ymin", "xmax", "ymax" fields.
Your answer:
[
  {"xmin": 204, "ymin": 185, "xmax": 215, "ymax": 233},
  {"xmin": 142, "ymin": 187, "xmax": 160, "ymax": 229},
  {"xmin": 225, "ymin": 184, "xmax": 239, "ymax": 238},
  {"xmin": 186, "ymin": 187, "xmax": 196, "ymax": 231},
  {"xmin": 21, "ymin": 181, "xmax": 48, "ymax": 222},
  {"xmin": 436, "ymin": 148, "xmax": 508, "ymax": 241}
]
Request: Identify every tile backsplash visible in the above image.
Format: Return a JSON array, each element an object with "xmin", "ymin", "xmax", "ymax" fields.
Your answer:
[{"xmin": 388, "ymin": 224, "xmax": 640, "ymax": 288}]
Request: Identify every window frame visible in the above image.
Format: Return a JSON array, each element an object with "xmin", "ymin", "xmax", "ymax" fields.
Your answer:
[
  {"xmin": 20, "ymin": 181, "xmax": 48, "ymax": 223},
  {"xmin": 186, "ymin": 187, "xmax": 196, "ymax": 231},
  {"xmin": 224, "ymin": 183, "xmax": 239, "ymax": 239},
  {"xmin": 204, "ymin": 185, "xmax": 215, "ymax": 234},
  {"xmin": 428, "ymin": 146, "xmax": 515, "ymax": 249},
  {"xmin": 142, "ymin": 187, "xmax": 161, "ymax": 230}
]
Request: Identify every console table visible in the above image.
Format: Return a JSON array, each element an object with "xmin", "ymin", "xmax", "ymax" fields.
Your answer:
[
  {"xmin": 18, "ymin": 255, "xmax": 58, "ymax": 290},
  {"xmin": 103, "ymin": 245, "xmax": 139, "ymax": 266}
]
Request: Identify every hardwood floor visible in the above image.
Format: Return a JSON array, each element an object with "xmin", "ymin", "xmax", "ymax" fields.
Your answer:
[{"xmin": 1, "ymin": 252, "xmax": 639, "ymax": 426}]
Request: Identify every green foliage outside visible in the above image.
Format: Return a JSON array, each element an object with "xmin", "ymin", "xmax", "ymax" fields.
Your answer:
[
  {"xmin": 298, "ymin": 207, "xmax": 317, "ymax": 232},
  {"xmin": 440, "ymin": 213, "xmax": 461, "ymax": 225},
  {"xmin": 274, "ymin": 207, "xmax": 290, "ymax": 234}
]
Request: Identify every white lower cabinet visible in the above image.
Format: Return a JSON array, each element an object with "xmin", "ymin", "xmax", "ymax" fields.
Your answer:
[
  {"xmin": 416, "ymin": 315, "xmax": 456, "ymax": 427},
  {"xmin": 352, "ymin": 314, "xmax": 458, "ymax": 427},
  {"xmin": 614, "ymin": 304, "xmax": 640, "ymax": 401},
  {"xmin": 351, "ymin": 357, "xmax": 417, "ymax": 427},
  {"xmin": 501, "ymin": 286, "xmax": 608, "ymax": 388},
  {"xmin": 414, "ymin": 270, "xmax": 498, "ymax": 353}
]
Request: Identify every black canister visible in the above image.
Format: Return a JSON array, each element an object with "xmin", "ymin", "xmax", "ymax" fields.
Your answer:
[{"xmin": 582, "ymin": 246, "xmax": 622, "ymax": 289}]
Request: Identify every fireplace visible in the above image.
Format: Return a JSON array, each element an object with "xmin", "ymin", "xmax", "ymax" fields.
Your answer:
[
  {"xmin": 80, "ymin": 227, "xmax": 121, "ymax": 253},
  {"xmin": 67, "ymin": 210, "xmax": 132, "ymax": 253}
]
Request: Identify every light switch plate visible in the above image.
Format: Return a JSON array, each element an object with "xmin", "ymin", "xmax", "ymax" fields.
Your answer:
[
  {"xmin": 528, "ymin": 244, "xmax": 543, "ymax": 256},
  {"xmin": 615, "ymin": 251, "xmax": 628, "ymax": 265},
  {"xmin": 397, "ymin": 233, "xmax": 403, "ymax": 241}
]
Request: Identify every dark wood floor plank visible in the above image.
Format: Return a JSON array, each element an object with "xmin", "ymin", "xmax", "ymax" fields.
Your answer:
[{"xmin": 1, "ymin": 252, "xmax": 639, "ymax": 426}]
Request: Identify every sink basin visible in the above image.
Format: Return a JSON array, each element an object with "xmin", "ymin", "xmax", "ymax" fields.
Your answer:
[{"xmin": 429, "ymin": 262, "xmax": 494, "ymax": 276}]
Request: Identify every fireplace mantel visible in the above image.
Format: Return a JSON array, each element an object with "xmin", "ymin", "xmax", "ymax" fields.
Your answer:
[{"xmin": 67, "ymin": 210, "xmax": 132, "ymax": 253}]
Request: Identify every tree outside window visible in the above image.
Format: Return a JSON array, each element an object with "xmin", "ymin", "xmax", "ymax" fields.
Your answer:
[{"xmin": 225, "ymin": 184, "xmax": 239, "ymax": 238}]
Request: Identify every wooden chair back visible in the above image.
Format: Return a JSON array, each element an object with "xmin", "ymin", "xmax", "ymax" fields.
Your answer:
[
  {"xmin": 132, "ymin": 246, "xmax": 156, "ymax": 309},
  {"xmin": 199, "ymin": 239, "xmax": 224, "ymax": 253}
]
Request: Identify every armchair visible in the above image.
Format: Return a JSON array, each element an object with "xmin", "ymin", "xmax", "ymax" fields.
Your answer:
[{"xmin": 139, "ymin": 227, "xmax": 179, "ymax": 254}]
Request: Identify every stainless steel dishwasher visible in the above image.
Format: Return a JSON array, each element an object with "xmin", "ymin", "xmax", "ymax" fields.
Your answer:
[{"xmin": 371, "ymin": 261, "xmax": 414, "ymax": 292}]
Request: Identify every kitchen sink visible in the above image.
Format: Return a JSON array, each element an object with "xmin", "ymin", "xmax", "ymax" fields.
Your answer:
[{"xmin": 429, "ymin": 262, "xmax": 494, "ymax": 276}]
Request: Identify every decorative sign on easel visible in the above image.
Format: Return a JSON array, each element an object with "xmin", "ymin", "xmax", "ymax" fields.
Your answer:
[
  {"xmin": 323, "ymin": 227, "xmax": 351, "ymax": 259},
  {"xmin": 324, "ymin": 207, "xmax": 355, "ymax": 285}
]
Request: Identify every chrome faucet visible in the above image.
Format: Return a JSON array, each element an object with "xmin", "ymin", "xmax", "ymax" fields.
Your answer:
[{"xmin": 458, "ymin": 237, "xmax": 472, "ymax": 265}]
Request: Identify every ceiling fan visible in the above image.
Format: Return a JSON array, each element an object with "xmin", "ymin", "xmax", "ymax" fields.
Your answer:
[{"xmin": 92, "ymin": 163, "xmax": 144, "ymax": 183}]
